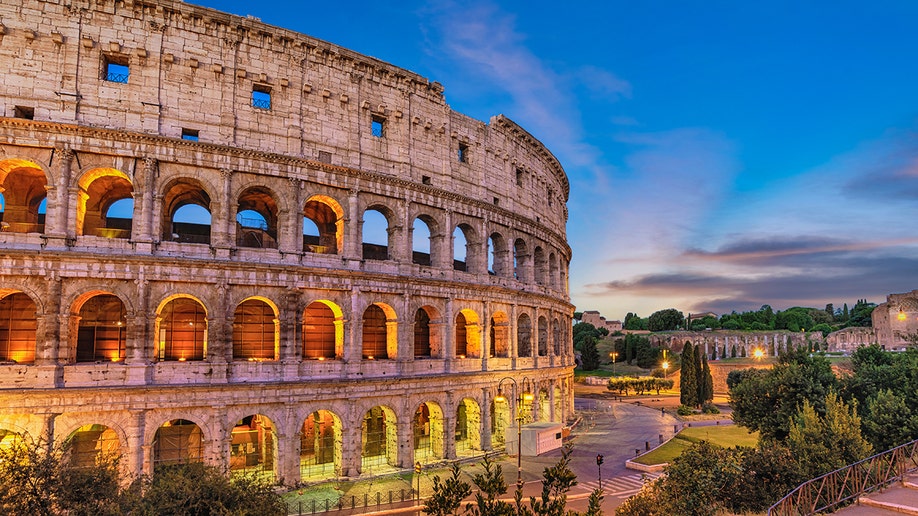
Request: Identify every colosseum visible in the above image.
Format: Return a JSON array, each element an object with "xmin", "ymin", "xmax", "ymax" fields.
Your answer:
[{"xmin": 0, "ymin": 0, "xmax": 574, "ymax": 484}]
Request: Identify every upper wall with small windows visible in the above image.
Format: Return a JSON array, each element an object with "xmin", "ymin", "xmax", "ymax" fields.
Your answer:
[{"xmin": 0, "ymin": 0, "xmax": 569, "ymax": 237}]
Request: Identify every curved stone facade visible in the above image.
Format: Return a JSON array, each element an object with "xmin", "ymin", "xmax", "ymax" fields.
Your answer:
[
  {"xmin": 873, "ymin": 290, "xmax": 918, "ymax": 350},
  {"xmin": 0, "ymin": 0, "xmax": 574, "ymax": 484}
]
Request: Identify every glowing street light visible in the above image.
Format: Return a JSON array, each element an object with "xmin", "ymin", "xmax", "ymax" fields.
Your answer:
[
  {"xmin": 753, "ymin": 348, "xmax": 764, "ymax": 360},
  {"xmin": 609, "ymin": 351, "xmax": 619, "ymax": 376},
  {"xmin": 661, "ymin": 360, "xmax": 670, "ymax": 378}
]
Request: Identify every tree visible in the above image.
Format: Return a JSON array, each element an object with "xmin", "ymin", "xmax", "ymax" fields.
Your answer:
[
  {"xmin": 700, "ymin": 353, "xmax": 714, "ymax": 404},
  {"xmin": 680, "ymin": 342, "xmax": 698, "ymax": 407},
  {"xmin": 623, "ymin": 312, "xmax": 647, "ymax": 331},
  {"xmin": 863, "ymin": 389, "xmax": 918, "ymax": 452},
  {"xmin": 424, "ymin": 462, "xmax": 472, "ymax": 516},
  {"xmin": 786, "ymin": 393, "xmax": 872, "ymax": 478},
  {"xmin": 580, "ymin": 337, "xmax": 600, "ymax": 371},
  {"xmin": 729, "ymin": 349, "xmax": 837, "ymax": 441},
  {"xmin": 647, "ymin": 308, "xmax": 684, "ymax": 332},
  {"xmin": 465, "ymin": 457, "xmax": 514, "ymax": 516},
  {"xmin": 730, "ymin": 345, "xmax": 737, "ymax": 358}
]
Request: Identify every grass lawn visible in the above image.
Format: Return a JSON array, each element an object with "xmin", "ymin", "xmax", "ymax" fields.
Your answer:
[{"xmin": 634, "ymin": 425, "xmax": 759, "ymax": 466}]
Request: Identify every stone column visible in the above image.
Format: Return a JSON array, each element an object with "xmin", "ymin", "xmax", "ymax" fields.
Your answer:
[
  {"xmin": 398, "ymin": 293, "xmax": 412, "ymax": 362},
  {"xmin": 346, "ymin": 188, "xmax": 361, "ymax": 262},
  {"xmin": 344, "ymin": 291, "xmax": 361, "ymax": 363},
  {"xmin": 132, "ymin": 157, "xmax": 157, "ymax": 251},
  {"xmin": 126, "ymin": 409, "xmax": 147, "ymax": 478},
  {"xmin": 209, "ymin": 405, "xmax": 230, "ymax": 469},
  {"xmin": 397, "ymin": 404, "xmax": 413, "ymax": 468},
  {"xmin": 481, "ymin": 302, "xmax": 490, "ymax": 371},
  {"xmin": 480, "ymin": 387, "xmax": 492, "ymax": 450},
  {"xmin": 211, "ymin": 169, "xmax": 233, "ymax": 255},
  {"xmin": 342, "ymin": 400, "xmax": 361, "ymax": 477},
  {"xmin": 548, "ymin": 379, "xmax": 557, "ymax": 422},
  {"xmin": 280, "ymin": 178, "xmax": 303, "ymax": 256},
  {"xmin": 444, "ymin": 390, "xmax": 457, "ymax": 459},
  {"xmin": 35, "ymin": 276, "xmax": 62, "ymax": 366},
  {"xmin": 438, "ymin": 209, "xmax": 453, "ymax": 270},
  {"xmin": 444, "ymin": 297, "xmax": 455, "ymax": 371},
  {"xmin": 44, "ymin": 147, "xmax": 74, "ymax": 245}
]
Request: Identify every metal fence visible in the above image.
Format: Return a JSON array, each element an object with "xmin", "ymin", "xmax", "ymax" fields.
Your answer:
[
  {"xmin": 768, "ymin": 438, "xmax": 918, "ymax": 515},
  {"xmin": 288, "ymin": 488, "xmax": 418, "ymax": 515}
]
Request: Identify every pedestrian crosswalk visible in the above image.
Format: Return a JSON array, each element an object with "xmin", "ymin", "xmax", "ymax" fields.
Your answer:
[{"xmin": 575, "ymin": 472, "xmax": 661, "ymax": 499}]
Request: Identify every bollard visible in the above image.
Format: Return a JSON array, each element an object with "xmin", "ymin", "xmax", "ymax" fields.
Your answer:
[
  {"xmin": 659, "ymin": 434, "xmax": 664, "ymax": 443},
  {"xmin": 674, "ymin": 424, "xmax": 678, "ymax": 433},
  {"xmin": 645, "ymin": 441, "xmax": 650, "ymax": 451},
  {"xmin": 716, "ymin": 420, "xmax": 720, "ymax": 425},
  {"xmin": 635, "ymin": 448, "xmax": 640, "ymax": 456}
]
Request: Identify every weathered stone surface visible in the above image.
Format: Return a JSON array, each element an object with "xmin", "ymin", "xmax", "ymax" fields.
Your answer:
[{"xmin": 0, "ymin": 0, "xmax": 574, "ymax": 482}]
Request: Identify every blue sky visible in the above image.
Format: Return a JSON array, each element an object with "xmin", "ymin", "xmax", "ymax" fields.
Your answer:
[{"xmin": 193, "ymin": 0, "xmax": 918, "ymax": 320}]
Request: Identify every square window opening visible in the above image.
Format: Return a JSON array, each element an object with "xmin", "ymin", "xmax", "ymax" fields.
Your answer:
[
  {"xmin": 181, "ymin": 128, "xmax": 199, "ymax": 141},
  {"xmin": 14, "ymin": 106, "xmax": 34, "ymax": 120},
  {"xmin": 318, "ymin": 151, "xmax": 332, "ymax": 163},
  {"xmin": 516, "ymin": 168, "xmax": 524, "ymax": 187},
  {"xmin": 252, "ymin": 85, "xmax": 272, "ymax": 110},
  {"xmin": 458, "ymin": 142, "xmax": 469, "ymax": 163},
  {"xmin": 493, "ymin": 197, "xmax": 500, "ymax": 206},
  {"xmin": 422, "ymin": 176, "xmax": 431, "ymax": 185},
  {"xmin": 371, "ymin": 115, "xmax": 385, "ymax": 138},
  {"xmin": 104, "ymin": 56, "xmax": 130, "ymax": 83}
]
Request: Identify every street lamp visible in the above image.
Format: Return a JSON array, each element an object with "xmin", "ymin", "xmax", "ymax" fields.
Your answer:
[
  {"xmin": 661, "ymin": 360, "xmax": 669, "ymax": 378},
  {"xmin": 753, "ymin": 348, "xmax": 764, "ymax": 360},
  {"xmin": 609, "ymin": 351, "xmax": 619, "ymax": 376},
  {"xmin": 494, "ymin": 376, "xmax": 533, "ymax": 492}
]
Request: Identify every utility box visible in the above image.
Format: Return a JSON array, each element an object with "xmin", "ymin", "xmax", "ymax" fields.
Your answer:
[{"xmin": 516, "ymin": 422, "xmax": 563, "ymax": 456}]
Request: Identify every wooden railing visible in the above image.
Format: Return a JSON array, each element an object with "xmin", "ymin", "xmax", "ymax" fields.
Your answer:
[{"xmin": 768, "ymin": 438, "xmax": 918, "ymax": 515}]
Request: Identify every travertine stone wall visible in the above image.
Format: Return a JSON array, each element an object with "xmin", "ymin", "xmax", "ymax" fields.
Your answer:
[{"xmin": 0, "ymin": 0, "xmax": 575, "ymax": 483}]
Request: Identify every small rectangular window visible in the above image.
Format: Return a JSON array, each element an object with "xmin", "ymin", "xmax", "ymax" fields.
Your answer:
[
  {"xmin": 422, "ymin": 176, "xmax": 431, "ymax": 185},
  {"xmin": 252, "ymin": 85, "xmax": 272, "ymax": 110},
  {"xmin": 493, "ymin": 197, "xmax": 500, "ymax": 206},
  {"xmin": 371, "ymin": 115, "xmax": 385, "ymax": 138},
  {"xmin": 318, "ymin": 151, "xmax": 332, "ymax": 163},
  {"xmin": 458, "ymin": 142, "xmax": 469, "ymax": 163},
  {"xmin": 14, "ymin": 106, "xmax": 34, "ymax": 120},
  {"xmin": 104, "ymin": 56, "xmax": 130, "ymax": 83},
  {"xmin": 181, "ymin": 128, "xmax": 199, "ymax": 141},
  {"xmin": 516, "ymin": 168, "xmax": 524, "ymax": 187}
]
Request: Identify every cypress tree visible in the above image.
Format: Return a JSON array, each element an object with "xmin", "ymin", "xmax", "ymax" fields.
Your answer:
[
  {"xmin": 701, "ymin": 353, "xmax": 714, "ymax": 404},
  {"xmin": 695, "ymin": 346, "xmax": 704, "ymax": 407},
  {"xmin": 680, "ymin": 342, "xmax": 698, "ymax": 407},
  {"xmin": 720, "ymin": 343, "xmax": 727, "ymax": 359},
  {"xmin": 731, "ymin": 345, "xmax": 737, "ymax": 358}
]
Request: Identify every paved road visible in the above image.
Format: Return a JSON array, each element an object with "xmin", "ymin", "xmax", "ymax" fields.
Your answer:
[{"xmin": 508, "ymin": 398, "xmax": 679, "ymax": 513}]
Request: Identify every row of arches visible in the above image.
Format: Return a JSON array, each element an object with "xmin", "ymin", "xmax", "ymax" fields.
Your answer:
[
  {"xmin": 0, "ymin": 290, "xmax": 570, "ymax": 364},
  {"xmin": 7, "ymin": 385, "xmax": 564, "ymax": 482},
  {"xmin": 0, "ymin": 157, "xmax": 568, "ymax": 291}
]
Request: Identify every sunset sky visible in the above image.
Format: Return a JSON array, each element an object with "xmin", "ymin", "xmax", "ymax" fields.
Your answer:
[{"xmin": 194, "ymin": 0, "xmax": 918, "ymax": 320}]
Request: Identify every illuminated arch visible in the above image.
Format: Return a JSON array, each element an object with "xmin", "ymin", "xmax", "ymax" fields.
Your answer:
[
  {"xmin": 414, "ymin": 306, "xmax": 442, "ymax": 358},
  {"xmin": 232, "ymin": 297, "xmax": 278, "ymax": 360},
  {"xmin": 362, "ymin": 303, "xmax": 397, "ymax": 360},
  {"xmin": 303, "ymin": 194, "xmax": 344, "ymax": 254},
  {"xmin": 152, "ymin": 419, "xmax": 203, "ymax": 466},
  {"xmin": 300, "ymin": 409, "xmax": 343, "ymax": 481},
  {"xmin": 517, "ymin": 313, "xmax": 532, "ymax": 358},
  {"xmin": 303, "ymin": 300, "xmax": 344, "ymax": 360},
  {"xmin": 64, "ymin": 424, "xmax": 121, "ymax": 468},
  {"xmin": 230, "ymin": 414, "xmax": 277, "ymax": 480},
  {"xmin": 74, "ymin": 293, "xmax": 127, "ymax": 363},
  {"xmin": 454, "ymin": 309, "xmax": 481, "ymax": 359},
  {"xmin": 0, "ymin": 291, "xmax": 37, "ymax": 363},
  {"xmin": 154, "ymin": 295, "xmax": 207, "ymax": 361},
  {"xmin": 455, "ymin": 398, "xmax": 482, "ymax": 456},
  {"xmin": 361, "ymin": 405, "xmax": 397, "ymax": 473},
  {"xmin": 413, "ymin": 401, "xmax": 444, "ymax": 464},
  {"xmin": 0, "ymin": 158, "xmax": 48, "ymax": 234},
  {"xmin": 76, "ymin": 167, "xmax": 133, "ymax": 238},
  {"xmin": 490, "ymin": 311, "xmax": 510, "ymax": 358}
]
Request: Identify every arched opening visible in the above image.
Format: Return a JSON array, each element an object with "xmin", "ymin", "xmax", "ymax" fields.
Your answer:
[
  {"xmin": 0, "ymin": 292, "xmax": 37, "ymax": 363},
  {"xmin": 300, "ymin": 410, "xmax": 342, "ymax": 481},
  {"xmin": 236, "ymin": 187, "xmax": 278, "ymax": 249},
  {"xmin": 552, "ymin": 318, "xmax": 562, "ymax": 356},
  {"xmin": 152, "ymin": 419, "xmax": 203, "ymax": 467},
  {"xmin": 513, "ymin": 239, "xmax": 528, "ymax": 281},
  {"xmin": 488, "ymin": 233, "xmax": 508, "ymax": 276},
  {"xmin": 455, "ymin": 398, "xmax": 481, "ymax": 456},
  {"xmin": 230, "ymin": 414, "xmax": 277, "ymax": 480},
  {"xmin": 490, "ymin": 312, "xmax": 510, "ymax": 358},
  {"xmin": 537, "ymin": 317, "xmax": 548, "ymax": 357},
  {"xmin": 549, "ymin": 252, "xmax": 559, "ymax": 289},
  {"xmin": 303, "ymin": 300, "xmax": 343, "ymax": 360},
  {"xmin": 553, "ymin": 385, "xmax": 563, "ymax": 423},
  {"xmin": 0, "ymin": 429, "xmax": 22, "ymax": 451},
  {"xmin": 161, "ymin": 179, "xmax": 211, "ymax": 244},
  {"xmin": 76, "ymin": 294, "xmax": 127, "ymax": 362},
  {"xmin": 413, "ymin": 402, "xmax": 444, "ymax": 464},
  {"xmin": 362, "ymin": 303, "xmax": 396, "ymax": 360},
  {"xmin": 232, "ymin": 298, "xmax": 278, "ymax": 361},
  {"xmin": 533, "ymin": 247, "xmax": 547, "ymax": 285},
  {"xmin": 453, "ymin": 224, "xmax": 475, "ymax": 271},
  {"xmin": 361, "ymin": 406, "xmax": 397, "ymax": 473},
  {"xmin": 0, "ymin": 159, "xmax": 47, "ymax": 234},
  {"xmin": 362, "ymin": 208, "xmax": 389, "ymax": 260},
  {"xmin": 77, "ymin": 168, "xmax": 134, "ymax": 238},
  {"xmin": 454, "ymin": 309, "xmax": 480, "ymax": 359},
  {"xmin": 303, "ymin": 196, "xmax": 343, "ymax": 254},
  {"xmin": 412, "ymin": 217, "xmax": 432, "ymax": 266},
  {"xmin": 490, "ymin": 398, "xmax": 510, "ymax": 447},
  {"xmin": 517, "ymin": 313, "xmax": 532, "ymax": 358},
  {"xmin": 414, "ymin": 308, "xmax": 432, "ymax": 358},
  {"xmin": 65, "ymin": 424, "xmax": 120, "ymax": 468},
  {"xmin": 156, "ymin": 297, "xmax": 207, "ymax": 361},
  {"xmin": 539, "ymin": 389, "xmax": 551, "ymax": 422}
]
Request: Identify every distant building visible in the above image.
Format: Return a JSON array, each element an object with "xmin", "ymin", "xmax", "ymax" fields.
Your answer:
[
  {"xmin": 687, "ymin": 312, "xmax": 718, "ymax": 322},
  {"xmin": 580, "ymin": 311, "xmax": 622, "ymax": 332},
  {"xmin": 873, "ymin": 290, "xmax": 918, "ymax": 350}
]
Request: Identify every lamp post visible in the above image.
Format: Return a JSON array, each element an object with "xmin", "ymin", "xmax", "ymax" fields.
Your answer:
[
  {"xmin": 753, "ymin": 348, "xmax": 764, "ymax": 361},
  {"xmin": 609, "ymin": 352, "xmax": 619, "ymax": 376},
  {"xmin": 494, "ymin": 376, "xmax": 533, "ymax": 492},
  {"xmin": 661, "ymin": 360, "xmax": 669, "ymax": 378}
]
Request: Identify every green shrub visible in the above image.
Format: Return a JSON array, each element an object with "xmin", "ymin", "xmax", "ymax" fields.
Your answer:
[
  {"xmin": 677, "ymin": 405, "xmax": 694, "ymax": 416},
  {"xmin": 702, "ymin": 403, "xmax": 720, "ymax": 414}
]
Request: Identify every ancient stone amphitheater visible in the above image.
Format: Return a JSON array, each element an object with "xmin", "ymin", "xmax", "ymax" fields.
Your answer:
[{"xmin": 0, "ymin": 0, "xmax": 574, "ymax": 483}]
